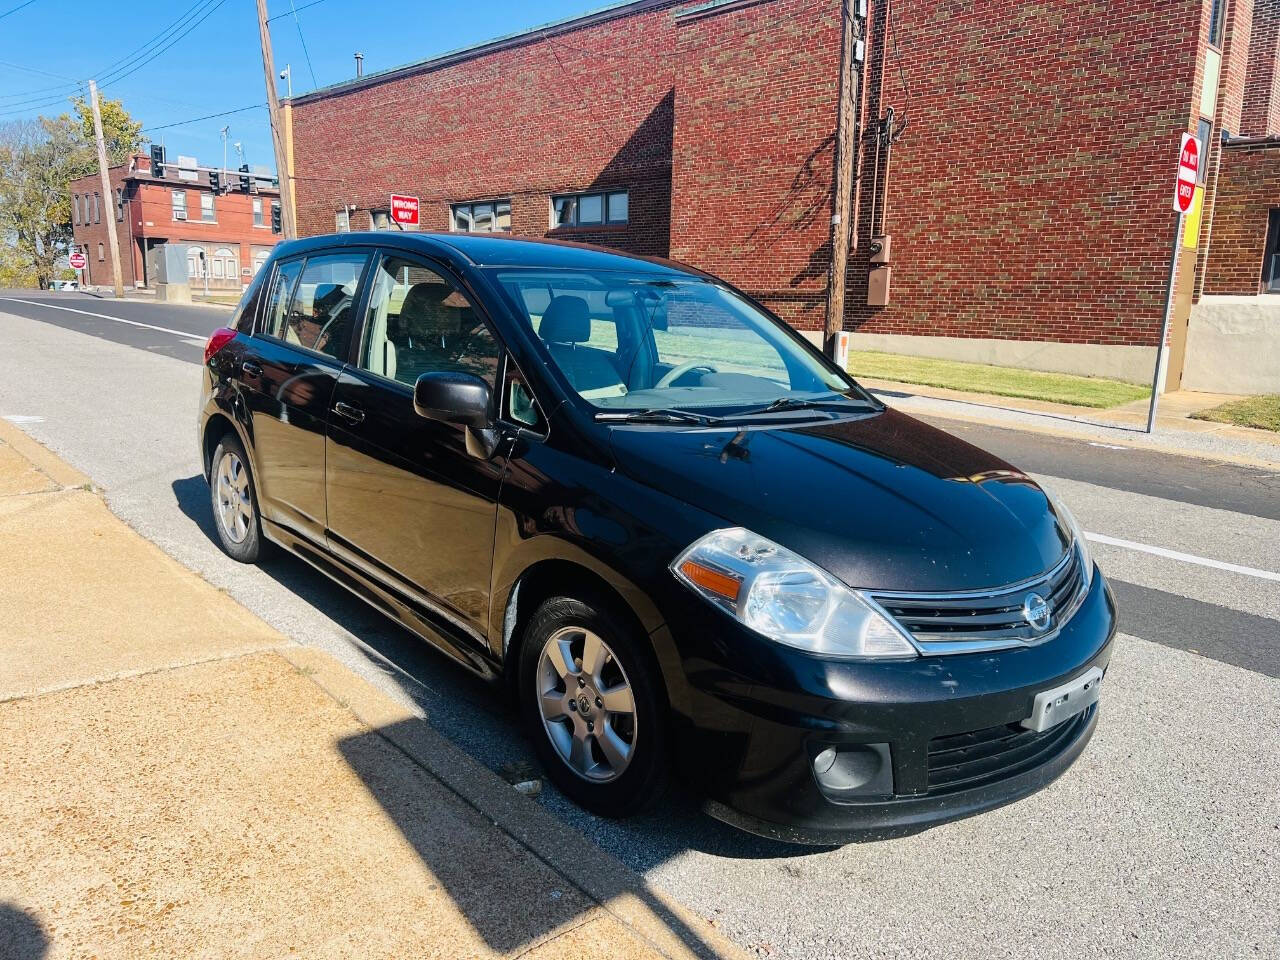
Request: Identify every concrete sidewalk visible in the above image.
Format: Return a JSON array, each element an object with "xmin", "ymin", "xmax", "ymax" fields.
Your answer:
[
  {"xmin": 859, "ymin": 377, "xmax": 1280, "ymax": 469},
  {"xmin": 0, "ymin": 421, "xmax": 744, "ymax": 960}
]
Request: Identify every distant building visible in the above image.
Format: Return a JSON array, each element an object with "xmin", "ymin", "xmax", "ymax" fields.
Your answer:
[
  {"xmin": 69, "ymin": 151, "xmax": 282, "ymax": 292},
  {"xmin": 287, "ymin": 0, "xmax": 1280, "ymax": 393}
]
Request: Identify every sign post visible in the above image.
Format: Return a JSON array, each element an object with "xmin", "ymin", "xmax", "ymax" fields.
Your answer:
[
  {"xmin": 1146, "ymin": 133, "xmax": 1200, "ymax": 434},
  {"xmin": 389, "ymin": 194, "xmax": 420, "ymax": 228}
]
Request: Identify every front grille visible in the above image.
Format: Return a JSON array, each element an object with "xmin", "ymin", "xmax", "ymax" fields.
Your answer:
[
  {"xmin": 926, "ymin": 706, "xmax": 1093, "ymax": 794},
  {"xmin": 869, "ymin": 547, "xmax": 1086, "ymax": 655}
]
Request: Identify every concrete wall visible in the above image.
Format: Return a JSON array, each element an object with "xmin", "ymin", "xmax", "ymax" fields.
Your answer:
[
  {"xmin": 1182, "ymin": 295, "xmax": 1280, "ymax": 393},
  {"xmin": 801, "ymin": 330, "xmax": 1157, "ymax": 385}
]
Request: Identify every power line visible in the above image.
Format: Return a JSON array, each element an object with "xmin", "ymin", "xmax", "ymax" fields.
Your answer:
[
  {"xmin": 0, "ymin": 0, "xmax": 39, "ymax": 23},
  {"xmin": 288, "ymin": 0, "xmax": 320, "ymax": 89},
  {"xmin": 99, "ymin": 0, "xmax": 230, "ymax": 93},
  {"xmin": 97, "ymin": 0, "xmax": 221, "ymax": 89},
  {"xmin": 140, "ymin": 103, "xmax": 266, "ymax": 133},
  {"xmin": 268, "ymin": 0, "xmax": 327, "ymax": 23}
]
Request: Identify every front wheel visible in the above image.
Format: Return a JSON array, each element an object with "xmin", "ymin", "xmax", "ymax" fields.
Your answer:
[
  {"xmin": 518, "ymin": 595, "xmax": 669, "ymax": 817},
  {"xmin": 210, "ymin": 434, "xmax": 263, "ymax": 564}
]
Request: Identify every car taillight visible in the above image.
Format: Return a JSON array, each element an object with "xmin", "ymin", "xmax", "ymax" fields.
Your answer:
[{"xmin": 204, "ymin": 327, "xmax": 237, "ymax": 364}]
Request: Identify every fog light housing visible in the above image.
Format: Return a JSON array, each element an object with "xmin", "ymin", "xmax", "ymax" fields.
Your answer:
[{"xmin": 811, "ymin": 743, "xmax": 893, "ymax": 799}]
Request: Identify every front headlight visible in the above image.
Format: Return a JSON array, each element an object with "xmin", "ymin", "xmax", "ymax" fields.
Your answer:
[
  {"xmin": 670, "ymin": 528, "xmax": 917, "ymax": 659},
  {"xmin": 1041, "ymin": 483, "xmax": 1094, "ymax": 589}
]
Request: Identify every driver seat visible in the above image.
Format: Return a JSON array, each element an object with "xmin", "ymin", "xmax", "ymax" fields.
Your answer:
[{"xmin": 539, "ymin": 295, "xmax": 627, "ymax": 399}]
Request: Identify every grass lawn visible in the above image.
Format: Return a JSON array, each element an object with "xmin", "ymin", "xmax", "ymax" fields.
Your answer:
[
  {"xmin": 846, "ymin": 350, "xmax": 1150, "ymax": 409},
  {"xmin": 1190, "ymin": 394, "xmax": 1280, "ymax": 432}
]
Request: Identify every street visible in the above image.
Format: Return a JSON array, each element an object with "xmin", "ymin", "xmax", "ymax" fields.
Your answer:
[{"xmin": 3, "ymin": 293, "xmax": 1278, "ymax": 959}]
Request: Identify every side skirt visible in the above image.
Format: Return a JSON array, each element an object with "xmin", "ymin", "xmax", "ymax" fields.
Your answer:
[{"xmin": 260, "ymin": 517, "xmax": 502, "ymax": 682}]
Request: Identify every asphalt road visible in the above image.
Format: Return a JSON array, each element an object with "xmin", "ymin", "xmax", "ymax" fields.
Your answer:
[{"xmin": 3, "ymin": 292, "xmax": 1278, "ymax": 960}]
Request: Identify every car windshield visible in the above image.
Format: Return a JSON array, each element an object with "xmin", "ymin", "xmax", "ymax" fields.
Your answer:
[{"xmin": 492, "ymin": 269, "xmax": 872, "ymax": 417}]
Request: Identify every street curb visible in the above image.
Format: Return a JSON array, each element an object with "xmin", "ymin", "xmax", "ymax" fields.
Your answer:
[
  {"xmin": 0, "ymin": 418, "xmax": 92, "ymax": 489},
  {"xmin": 280, "ymin": 646, "xmax": 749, "ymax": 960}
]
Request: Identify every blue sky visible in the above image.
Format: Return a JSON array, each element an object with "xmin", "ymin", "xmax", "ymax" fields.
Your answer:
[{"xmin": 0, "ymin": 0, "xmax": 600, "ymax": 172}]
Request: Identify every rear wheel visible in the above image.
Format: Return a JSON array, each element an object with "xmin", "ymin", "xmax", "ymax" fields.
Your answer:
[
  {"xmin": 210, "ymin": 434, "xmax": 262, "ymax": 564},
  {"xmin": 519, "ymin": 595, "xmax": 669, "ymax": 817}
]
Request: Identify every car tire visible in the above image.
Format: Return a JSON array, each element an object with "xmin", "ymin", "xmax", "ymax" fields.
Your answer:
[
  {"xmin": 209, "ymin": 433, "xmax": 263, "ymax": 564},
  {"xmin": 519, "ymin": 594, "xmax": 669, "ymax": 817}
]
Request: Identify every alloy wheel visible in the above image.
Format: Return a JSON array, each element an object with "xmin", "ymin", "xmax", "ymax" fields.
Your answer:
[
  {"xmin": 214, "ymin": 449, "xmax": 253, "ymax": 545},
  {"xmin": 536, "ymin": 626, "xmax": 637, "ymax": 783}
]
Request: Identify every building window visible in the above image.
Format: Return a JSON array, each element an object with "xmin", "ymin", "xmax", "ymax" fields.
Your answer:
[
  {"xmin": 172, "ymin": 189, "xmax": 187, "ymax": 220},
  {"xmin": 335, "ymin": 207, "xmax": 349, "ymax": 232},
  {"xmin": 73, "ymin": 194, "xmax": 80, "ymax": 225},
  {"xmin": 92, "ymin": 192, "xmax": 100, "ymax": 224},
  {"xmin": 1263, "ymin": 210, "xmax": 1280, "ymax": 293},
  {"xmin": 200, "ymin": 192, "xmax": 215, "ymax": 222},
  {"xmin": 97, "ymin": 243, "xmax": 104, "ymax": 261},
  {"xmin": 115, "ymin": 188, "xmax": 124, "ymax": 222},
  {"xmin": 1196, "ymin": 118, "xmax": 1213, "ymax": 183},
  {"xmin": 451, "ymin": 199, "xmax": 512, "ymax": 233},
  {"xmin": 83, "ymin": 194, "xmax": 91, "ymax": 225},
  {"xmin": 1208, "ymin": 0, "xmax": 1225, "ymax": 48},
  {"xmin": 253, "ymin": 197, "xmax": 264, "ymax": 226},
  {"xmin": 551, "ymin": 189, "xmax": 628, "ymax": 228}
]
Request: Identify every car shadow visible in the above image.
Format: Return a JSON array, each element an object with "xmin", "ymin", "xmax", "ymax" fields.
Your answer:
[
  {"xmin": 172, "ymin": 474, "xmax": 836, "ymax": 868},
  {"xmin": 0, "ymin": 904, "xmax": 47, "ymax": 960}
]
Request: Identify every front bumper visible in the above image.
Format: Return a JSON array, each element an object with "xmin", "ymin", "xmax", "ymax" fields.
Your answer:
[{"xmin": 665, "ymin": 567, "xmax": 1117, "ymax": 844}]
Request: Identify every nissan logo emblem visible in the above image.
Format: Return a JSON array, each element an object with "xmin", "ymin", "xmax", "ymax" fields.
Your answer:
[{"xmin": 1023, "ymin": 593, "xmax": 1052, "ymax": 632}]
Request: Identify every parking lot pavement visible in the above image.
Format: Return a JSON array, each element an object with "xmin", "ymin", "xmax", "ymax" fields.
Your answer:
[
  {"xmin": 0, "ymin": 418, "xmax": 744, "ymax": 960},
  {"xmin": 2, "ymin": 304, "xmax": 1279, "ymax": 959}
]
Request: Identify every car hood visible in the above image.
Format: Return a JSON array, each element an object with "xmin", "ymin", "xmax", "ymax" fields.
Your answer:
[{"xmin": 607, "ymin": 408, "xmax": 1071, "ymax": 593}]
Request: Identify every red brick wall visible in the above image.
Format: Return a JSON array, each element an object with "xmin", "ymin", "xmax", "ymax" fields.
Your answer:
[
  {"xmin": 290, "ymin": 2, "xmax": 680, "ymax": 257},
  {"xmin": 1202, "ymin": 142, "xmax": 1280, "ymax": 293},
  {"xmin": 71, "ymin": 164, "xmax": 282, "ymax": 288},
  {"xmin": 1242, "ymin": 0, "xmax": 1280, "ymax": 136},
  {"xmin": 70, "ymin": 169, "xmax": 135, "ymax": 286},
  {"xmin": 668, "ymin": 0, "xmax": 843, "ymax": 331},
  {"xmin": 843, "ymin": 0, "xmax": 1208, "ymax": 349}
]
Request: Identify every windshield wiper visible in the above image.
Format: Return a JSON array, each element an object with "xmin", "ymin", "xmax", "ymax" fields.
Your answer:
[
  {"xmin": 736, "ymin": 396, "xmax": 878, "ymax": 416},
  {"xmin": 595, "ymin": 408, "xmax": 721, "ymax": 425}
]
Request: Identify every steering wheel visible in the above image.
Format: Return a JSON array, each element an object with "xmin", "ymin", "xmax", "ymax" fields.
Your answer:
[{"xmin": 655, "ymin": 360, "xmax": 723, "ymax": 389}]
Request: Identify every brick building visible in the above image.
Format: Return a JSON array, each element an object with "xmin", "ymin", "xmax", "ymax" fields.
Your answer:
[
  {"xmin": 69, "ymin": 152, "xmax": 282, "ymax": 291},
  {"xmin": 288, "ymin": 0, "xmax": 1280, "ymax": 392}
]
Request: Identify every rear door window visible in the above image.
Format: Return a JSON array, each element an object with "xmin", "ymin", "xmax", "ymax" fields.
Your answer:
[{"xmin": 263, "ymin": 252, "xmax": 369, "ymax": 361}]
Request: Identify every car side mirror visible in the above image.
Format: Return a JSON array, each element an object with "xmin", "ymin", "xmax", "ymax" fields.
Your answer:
[
  {"xmin": 413, "ymin": 371, "xmax": 491, "ymax": 429},
  {"xmin": 413, "ymin": 371, "xmax": 500, "ymax": 458}
]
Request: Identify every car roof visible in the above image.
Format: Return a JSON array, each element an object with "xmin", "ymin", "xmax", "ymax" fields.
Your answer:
[{"xmin": 269, "ymin": 230, "xmax": 707, "ymax": 278}]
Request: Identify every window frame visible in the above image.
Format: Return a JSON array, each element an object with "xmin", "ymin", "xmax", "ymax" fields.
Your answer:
[
  {"xmin": 172, "ymin": 189, "xmax": 188, "ymax": 221},
  {"xmin": 200, "ymin": 191, "xmax": 216, "ymax": 223},
  {"xmin": 347, "ymin": 247, "xmax": 549, "ymax": 437},
  {"xmin": 1208, "ymin": 0, "xmax": 1225, "ymax": 49},
  {"xmin": 550, "ymin": 189, "xmax": 629, "ymax": 229},
  {"xmin": 450, "ymin": 198, "xmax": 513, "ymax": 234},
  {"xmin": 73, "ymin": 193, "xmax": 80, "ymax": 225},
  {"xmin": 92, "ymin": 192, "xmax": 100, "ymax": 224},
  {"xmin": 254, "ymin": 249, "xmax": 374, "ymax": 365},
  {"xmin": 253, "ymin": 197, "xmax": 265, "ymax": 227},
  {"xmin": 115, "ymin": 187, "xmax": 125, "ymax": 222}
]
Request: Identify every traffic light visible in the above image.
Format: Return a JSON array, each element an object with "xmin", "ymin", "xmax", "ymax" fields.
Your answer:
[
  {"xmin": 150, "ymin": 143, "xmax": 165, "ymax": 178},
  {"xmin": 238, "ymin": 163, "xmax": 250, "ymax": 192},
  {"xmin": 270, "ymin": 202, "xmax": 282, "ymax": 234},
  {"xmin": 208, "ymin": 170, "xmax": 221, "ymax": 193}
]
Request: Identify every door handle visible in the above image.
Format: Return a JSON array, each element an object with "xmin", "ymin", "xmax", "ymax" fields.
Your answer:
[
  {"xmin": 241, "ymin": 360, "xmax": 262, "ymax": 377},
  {"xmin": 332, "ymin": 401, "xmax": 365, "ymax": 424}
]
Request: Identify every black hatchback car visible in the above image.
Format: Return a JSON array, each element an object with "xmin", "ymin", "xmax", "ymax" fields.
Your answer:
[{"xmin": 198, "ymin": 232, "xmax": 1116, "ymax": 843}]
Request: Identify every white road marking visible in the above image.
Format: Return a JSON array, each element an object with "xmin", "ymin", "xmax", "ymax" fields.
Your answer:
[
  {"xmin": 2, "ymin": 415, "xmax": 45, "ymax": 424},
  {"xmin": 1086, "ymin": 531, "xmax": 1280, "ymax": 583},
  {"xmin": 0, "ymin": 298, "xmax": 197, "ymax": 339},
  {"xmin": 1088, "ymin": 442, "xmax": 1129, "ymax": 450}
]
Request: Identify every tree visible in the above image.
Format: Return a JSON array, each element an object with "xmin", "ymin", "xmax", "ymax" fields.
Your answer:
[{"xmin": 0, "ymin": 96, "xmax": 142, "ymax": 288}]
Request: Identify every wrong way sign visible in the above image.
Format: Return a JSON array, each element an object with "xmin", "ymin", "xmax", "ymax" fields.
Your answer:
[
  {"xmin": 390, "ymin": 194, "xmax": 420, "ymax": 226},
  {"xmin": 1174, "ymin": 133, "xmax": 1200, "ymax": 214}
]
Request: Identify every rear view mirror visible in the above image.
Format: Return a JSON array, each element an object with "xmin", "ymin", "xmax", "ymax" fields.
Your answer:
[{"xmin": 413, "ymin": 371, "xmax": 491, "ymax": 431}]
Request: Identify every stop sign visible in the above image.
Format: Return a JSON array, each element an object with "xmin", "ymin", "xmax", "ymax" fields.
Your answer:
[
  {"xmin": 1174, "ymin": 133, "xmax": 1200, "ymax": 214},
  {"xmin": 69, "ymin": 251, "xmax": 86, "ymax": 270}
]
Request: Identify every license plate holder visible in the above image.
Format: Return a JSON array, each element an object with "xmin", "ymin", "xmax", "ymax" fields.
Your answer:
[{"xmin": 1021, "ymin": 666, "xmax": 1103, "ymax": 733}]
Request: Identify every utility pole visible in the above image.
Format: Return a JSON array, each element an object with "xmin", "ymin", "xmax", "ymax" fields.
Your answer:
[
  {"xmin": 88, "ymin": 79, "xmax": 125, "ymax": 299},
  {"xmin": 255, "ymin": 0, "xmax": 297, "ymax": 239},
  {"xmin": 824, "ymin": 0, "xmax": 861, "ymax": 360}
]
